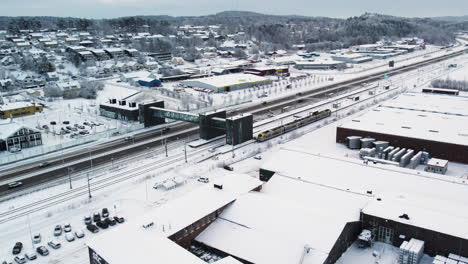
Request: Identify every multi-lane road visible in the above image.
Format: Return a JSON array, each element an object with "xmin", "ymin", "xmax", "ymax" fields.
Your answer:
[{"xmin": 0, "ymin": 44, "xmax": 467, "ymax": 195}]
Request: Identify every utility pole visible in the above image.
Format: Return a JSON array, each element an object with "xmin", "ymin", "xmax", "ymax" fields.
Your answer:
[
  {"xmin": 87, "ymin": 172, "xmax": 92, "ymax": 199},
  {"xmin": 27, "ymin": 214, "xmax": 34, "ymax": 248},
  {"xmin": 184, "ymin": 141, "xmax": 187, "ymax": 163},
  {"xmin": 67, "ymin": 167, "xmax": 73, "ymax": 189},
  {"xmin": 165, "ymin": 139, "xmax": 168, "ymax": 157}
]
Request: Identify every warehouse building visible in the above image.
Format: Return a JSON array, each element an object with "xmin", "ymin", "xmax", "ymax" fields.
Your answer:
[
  {"xmin": 331, "ymin": 53, "xmax": 373, "ymax": 64},
  {"xmin": 243, "ymin": 66, "xmax": 289, "ymax": 76},
  {"xmin": 87, "ymin": 174, "xmax": 262, "ymax": 264},
  {"xmin": 257, "ymin": 147, "xmax": 468, "ymax": 261},
  {"xmin": 336, "ymin": 93, "xmax": 468, "ymax": 163},
  {"xmin": 0, "ymin": 102, "xmax": 43, "ymax": 119},
  {"xmin": 180, "ymin": 73, "xmax": 272, "ymax": 93},
  {"xmin": 294, "ymin": 60, "xmax": 347, "ymax": 70}
]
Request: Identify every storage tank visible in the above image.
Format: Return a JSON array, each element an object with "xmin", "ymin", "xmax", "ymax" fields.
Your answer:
[
  {"xmin": 360, "ymin": 138, "xmax": 376, "ymax": 148},
  {"xmin": 346, "ymin": 136, "xmax": 362, "ymax": 149}
]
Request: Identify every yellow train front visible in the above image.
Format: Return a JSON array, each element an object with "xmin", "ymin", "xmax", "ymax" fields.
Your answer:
[{"xmin": 256, "ymin": 109, "xmax": 331, "ymax": 142}]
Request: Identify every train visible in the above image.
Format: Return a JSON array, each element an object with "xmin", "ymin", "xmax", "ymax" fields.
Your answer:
[{"xmin": 256, "ymin": 109, "xmax": 332, "ymax": 142}]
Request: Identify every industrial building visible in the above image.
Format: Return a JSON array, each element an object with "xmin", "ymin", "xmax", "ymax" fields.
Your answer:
[
  {"xmin": 331, "ymin": 53, "xmax": 373, "ymax": 64},
  {"xmin": 180, "ymin": 73, "xmax": 272, "ymax": 93},
  {"xmin": 99, "ymin": 99, "xmax": 141, "ymax": 121},
  {"xmin": 0, "ymin": 102, "xmax": 43, "ymax": 119},
  {"xmin": 257, "ymin": 147, "xmax": 468, "ymax": 261},
  {"xmin": 294, "ymin": 60, "xmax": 347, "ymax": 70},
  {"xmin": 243, "ymin": 66, "xmax": 289, "ymax": 76},
  {"xmin": 87, "ymin": 174, "xmax": 262, "ymax": 264},
  {"xmin": 336, "ymin": 93, "xmax": 468, "ymax": 163}
]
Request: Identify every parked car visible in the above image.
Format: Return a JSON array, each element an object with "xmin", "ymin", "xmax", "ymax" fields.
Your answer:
[
  {"xmin": 8, "ymin": 182, "xmax": 23, "ymax": 189},
  {"xmin": 66, "ymin": 126, "xmax": 72, "ymax": 130},
  {"xmin": 2, "ymin": 261, "xmax": 13, "ymax": 264},
  {"xmin": 32, "ymin": 233, "xmax": 41, "ymax": 244},
  {"xmin": 39, "ymin": 162, "xmax": 50, "ymax": 168},
  {"xmin": 36, "ymin": 246, "xmax": 49, "ymax": 256},
  {"xmin": 71, "ymin": 127, "xmax": 78, "ymax": 132},
  {"xmin": 48, "ymin": 240, "xmax": 61, "ymax": 249},
  {"xmin": 253, "ymin": 155, "xmax": 262, "ymax": 160},
  {"xmin": 197, "ymin": 177, "xmax": 209, "ymax": 183},
  {"xmin": 9, "ymin": 147, "xmax": 21, "ymax": 153},
  {"xmin": 86, "ymin": 224, "xmax": 99, "ymax": 233},
  {"xmin": 102, "ymin": 208, "xmax": 109, "ymax": 218},
  {"xmin": 62, "ymin": 121, "xmax": 70, "ymax": 125},
  {"xmin": 12, "ymin": 242, "xmax": 22, "ymax": 255},
  {"xmin": 53, "ymin": 225, "xmax": 62, "ymax": 236},
  {"xmin": 93, "ymin": 212, "xmax": 101, "ymax": 222},
  {"xmin": 83, "ymin": 122, "xmax": 90, "ymax": 126},
  {"xmin": 13, "ymin": 255, "xmax": 26, "ymax": 264},
  {"xmin": 65, "ymin": 232, "xmax": 75, "ymax": 242},
  {"xmin": 113, "ymin": 216, "xmax": 125, "ymax": 224},
  {"xmin": 64, "ymin": 223, "xmax": 72, "ymax": 232},
  {"xmin": 78, "ymin": 125, "xmax": 85, "ymax": 129},
  {"xmin": 84, "ymin": 216, "xmax": 92, "ymax": 225},
  {"xmin": 223, "ymin": 165, "xmax": 234, "ymax": 171},
  {"xmin": 96, "ymin": 221, "xmax": 109, "ymax": 229},
  {"xmin": 74, "ymin": 229, "xmax": 85, "ymax": 239},
  {"xmin": 42, "ymin": 125, "xmax": 49, "ymax": 130},
  {"xmin": 25, "ymin": 252, "xmax": 37, "ymax": 260},
  {"xmin": 104, "ymin": 217, "xmax": 116, "ymax": 226}
]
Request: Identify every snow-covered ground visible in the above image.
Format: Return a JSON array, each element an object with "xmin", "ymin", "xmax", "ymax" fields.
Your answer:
[{"xmin": 1, "ymin": 40, "xmax": 468, "ymax": 263}]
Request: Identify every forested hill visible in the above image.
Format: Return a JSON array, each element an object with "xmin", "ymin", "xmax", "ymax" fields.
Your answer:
[{"xmin": 0, "ymin": 11, "xmax": 466, "ymax": 47}]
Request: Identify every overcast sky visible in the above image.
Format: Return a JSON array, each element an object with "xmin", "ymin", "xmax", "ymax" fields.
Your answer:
[{"xmin": 1, "ymin": 0, "xmax": 467, "ymax": 18}]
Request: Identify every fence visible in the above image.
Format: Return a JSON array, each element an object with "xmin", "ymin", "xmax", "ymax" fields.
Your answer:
[{"xmin": 0, "ymin": 123, "xmax": 145, "ymax": 165}]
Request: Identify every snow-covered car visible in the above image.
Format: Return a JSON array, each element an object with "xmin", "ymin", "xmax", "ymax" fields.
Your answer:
[
  {"xmin": 64, "ymin": 223, "xmax": 72, "ymax": 232},
  {"xmin": 53, "ymin": 225, "xmax": 62, "ymax": 236},
  {"xmin": 197, "ymin": 177, "xmax": 209, "ymax": 183},
  {"xmin": 74, "ymin": 229, "xmax": 85, "ymax": 239},
  {"xmin": 13, "ymin": 255, "xmax": 26, "ymax": 264},
  {"xmin": 25, "ymin": 252, "xmax": 37, "ymax": 260},
  {"xmin": 32, "ymin": 233, "xmax": 41, "ymax": 243},
  {"xmin": 65, "ymin": 232, "xmax": 75, "ymax": 242},
  {"xmin": 36, "ymin": 246, "xmax": 49, "ymax": 256},
  {"xmin": 48, "ymin": 240, "xmax": 61, "ymax": 249},
  {"xmin": 84, "ymin": 216, "xmax": 92, "ymax": 225}
]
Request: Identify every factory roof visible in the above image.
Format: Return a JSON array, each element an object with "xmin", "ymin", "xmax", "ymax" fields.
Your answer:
[
  {"xmin": 339, "ymin": 97, "xmax": 468, "ymax": 146},
  {"xmin": 181, "ymin": 73, "xmax": 270, "ymax": 89},
  {"xmin": 260, "ymin": 147, "xmax": 468, "ymax": 240}
]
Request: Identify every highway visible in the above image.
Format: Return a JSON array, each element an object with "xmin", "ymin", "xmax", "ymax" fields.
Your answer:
[{"xmin": 0, "ymin": 45, "xmax": 466, "ymax": 196}]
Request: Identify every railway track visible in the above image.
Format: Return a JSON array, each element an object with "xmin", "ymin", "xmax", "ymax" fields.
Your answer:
[{"xmin": 0, "ymin": 46, "xmax": 466, "ymax": 194}]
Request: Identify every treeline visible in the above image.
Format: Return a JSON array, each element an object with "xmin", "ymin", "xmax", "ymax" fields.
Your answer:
[
  {"xmin": 0, "ymin": 12, "xmax": 466, "ymax": 51},
  {"xmin": 431, "ymin": 78, "xmax": 468, "ymax": 91}
]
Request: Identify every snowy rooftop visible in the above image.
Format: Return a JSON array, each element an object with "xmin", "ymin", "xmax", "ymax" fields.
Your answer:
[
  {"xmin": 0, "ymin": 122, "xmax": 36, "ymax": 140},
  {"xmin": 181, "ymin": 73, "xmax": 269, "ymax": 89},
  {"xmin": 339, "ymin": 95, "xmax": 468, "ymax": 146},
  {"xmin": 260, "ymin": 147, "xmax": 468, "ymax": 239},
  {"xmin": 0, "ymin": 102, "xmax": 37, "ymax": 111},
  {"xmin": 197, "ymin": 174, "xmax": 370, "ymax": 264},
  {"xmin": 87, "ymin": 226, "xmax": 205, "ymax": 264},
  {"xmin": 212, "ymin": 256, "xmax": 243, "ymax": 264}
]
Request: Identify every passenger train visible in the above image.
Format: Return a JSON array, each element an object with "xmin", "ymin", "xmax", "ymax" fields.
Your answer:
[{"xmin": 256, "ymin": 109, "xmax": 332, "ymax": 142}]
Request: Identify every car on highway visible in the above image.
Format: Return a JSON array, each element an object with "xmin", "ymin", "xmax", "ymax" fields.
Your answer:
[
  {"xmin": 102, "ymin": 208, "xmax": 109, "ymax": 218},
  {"xmin": 39, "ymin": 162, "xmax": 50, "ymax": 168},
  {"xmin": 12, "ymin": 242, "xmax": 22, "ymax": 255},
  {"xmin": 208, "ymin": 148, "xmax": 216, "ymax": 153},
  {"xmin": 84, "ymin": 216, "xmax": 92, "ymax": 225},
  {"xmin": 162, "ymin": 127, "xmax": 171, "ymax": 133},
  {"xmin": 114, "ymin": 216, "xmax": 125, "ymax": 224},
  {"xmin": 25, "ymin": 252, "xmax": 37, "ymax": 261},
  {"xmin": 32, "ymin": 233, "xmax": 41, "ymax": 244},
  {"xmin": 7, "ymin": 182, "xmax": 23, "ymax": 189},
  {"xmin": 197, "ymin": 177, "xmax": 209, "ymax": 183},
  {"xmin": 223, "ymin": 165, "xmax": 234, "ymax": 171},
  {"xmin": 13, "ymin": 255, "xmax": 26, "ymax": 264},
  {"xmin": 64, "ymin": 223, "xmax": 72, "ymax": 232},
  {"xmin": 53, "ymin": 225, "xmax": 62, "ymax": 236},
  {"xmin": 93, "ymin": 212, "xmax": 101, "ymax": 222},
  {"xmin": 9, "ymin": 147, "xmax": 21, "ymax": 153},
  {"xmin": 74, "ymin": 229, "xmax": 85, "ymax": 239},
  {"xmin": 86, "ymin": 224, "xmax": 99, "ymax": 233},
  {"xmin": 124, "ymin": 136, "xmax": 134, "ymax": 141},
  {"xmin": 48, "ymin": 240, "xmax": 61, "ymax": 249},
  {"xmin": 96, "ymin": 220, "xmax": 109, "ymax": 229},
  {"xmin": 36, "ymin": 246, "xmax": 49, "ymax": 256},
  {"xmin": 65, "ymin": 232, "xmax": 75, "ymax": 242}
]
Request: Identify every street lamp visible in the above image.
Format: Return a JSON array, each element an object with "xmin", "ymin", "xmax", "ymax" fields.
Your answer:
[
  {"xmin": 86, "ymin": 172, "xmax": 92, "ymax": 199},
  {"xmin": 67, "ymin": 167, "xmax": 73, "ymax": 189}
]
